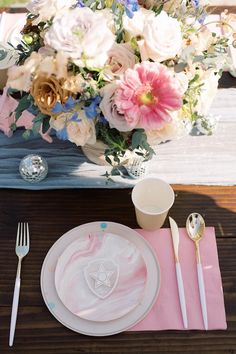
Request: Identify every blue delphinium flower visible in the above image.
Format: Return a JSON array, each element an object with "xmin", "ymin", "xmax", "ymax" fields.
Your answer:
[
  {"xmin": 116, "ymin": 0, "xmax": 139, "ymax": 18},
  {"xmin": 56, "ymin": 126, "xmax": 68, "ymax": 140},
  {"xmin": 64, "ymin": 96, "xmax": 76, "ymax": 111},
  {"xmin": 124, "ymin": 0, "xmax": 139, "ymax": 18},
  {"xmin": 51, "ymin": 102, "xmax": 63, "ymax": 114},
  {"xmin": 75, "ymin": 0, "xmax": 85, "ymax": 7},
  {"xmin": 51, "ymin": 96, "xmax": 76, "ymax": 114},
  {"xmin": 70, "ymin": 112, "xmax": 81, "ymax": 122},
  {"xmin": 84, "ymin": 96, "xmax": 101, "ymax": 119},
  {"xmin": 191, "ymin": 0, "xmax": 199, "ymax": 7},
  {"xmin": 198, "ymin": 12, "xmax": 207, "ymax": 24},
  {"xmin": 191, "ymin": 0, "xmax": 206, "ymax": 24}
]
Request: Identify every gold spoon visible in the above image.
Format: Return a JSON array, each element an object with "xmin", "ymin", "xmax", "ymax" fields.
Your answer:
[{"xmin": 186, "ymin": 213, "xmax": 208, "ymax": 330}]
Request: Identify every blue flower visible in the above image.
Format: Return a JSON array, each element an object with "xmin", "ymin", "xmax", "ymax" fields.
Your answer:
[
  {"xmin": 51, "ymin": 96, "xmax": 76, "ymax": 114},
  {"xmin": 116, "ymin": 0, "xmax": 139, "ymax": 18},
  {"xmin": 75, "ymin": 0, "xmax": 85, "ymax": 7},
  {"xmin": 56, "ymin": 126, "xmax": 68, "ymax": 140},
  {"xmin": 51, "ymin": 102, "xmax": 63, "ymax": 114},
  {"xmin": 191, "ymin": 0, "xmax": 199, "ymax": 7},
  {"xmin": 70, "ymin": 112, "xmax": 81, "ymax": 122},
  {"xmin": 64, "ymin": 96, "xmax": 76, "ymax": 110},
  {"xmin": 198, "ymin": 12, "xmax": 207, "ymax": 24},
  {"xmin": 84, "ymin": 96, "xmax": 101, "ymax": 119},
  {"xmin": 124, "ymin": 0, "xmax": 139, "ymax": 18}
]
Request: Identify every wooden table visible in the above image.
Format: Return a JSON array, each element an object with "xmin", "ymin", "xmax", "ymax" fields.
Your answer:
[{"xmin": 0, "ymin": 186, "xmax": 235, "ymax": 354}]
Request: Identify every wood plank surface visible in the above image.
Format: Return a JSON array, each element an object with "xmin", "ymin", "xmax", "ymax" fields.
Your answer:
[{"xmin": 0, "ymin": 186, "xmax": 235, "ymax": 354}]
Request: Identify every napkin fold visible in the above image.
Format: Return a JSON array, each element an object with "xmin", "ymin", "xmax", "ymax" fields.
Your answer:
[{"xmin": 130, "ymin": 227, "xmax": 227, "ymax": 331}]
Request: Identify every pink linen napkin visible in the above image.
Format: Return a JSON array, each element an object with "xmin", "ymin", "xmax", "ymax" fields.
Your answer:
[{"xmin": 130, "ymin": 227, "xmax": 227, "ymax": 331}]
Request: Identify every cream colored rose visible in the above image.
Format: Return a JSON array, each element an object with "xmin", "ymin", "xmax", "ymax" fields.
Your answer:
[
  {"xmin": 50, "ymin": 110, "xmax": 96, "ymax": 146},
  {"xmin": 27, "ymin": 0, "xmax": 76, "ymax": 24},
  {"xmin": 67, "ymin": 118, "xmax": 96, "ymax": 146},
  {"xmin": 139, "ymin": 11, "xmax": 182, "ymax": 62},
  {"xmin": 45, "ymin": 8, "xmax": 115, "ymax": 69},
  {"xmin": 104, "ymin": 43, "xmax": 136, "ymax": 81},
  {"xmin": 123, "ymin": 8, "xmax": 151, "ymax": 37},
  {"xmin": 31, "ymin": 75, "xmax": 70, "ymax": 116}
]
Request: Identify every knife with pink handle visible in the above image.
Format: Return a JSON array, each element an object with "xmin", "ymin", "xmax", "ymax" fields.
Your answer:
[{"xmin": 169, "ymin": 217, "xmax": 188, "ymax": 329}]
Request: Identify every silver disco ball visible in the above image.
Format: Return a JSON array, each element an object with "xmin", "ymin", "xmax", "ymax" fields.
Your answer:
[{"xmin": 19, "ymin": 154, "xmax": 48, "ymax": 183}]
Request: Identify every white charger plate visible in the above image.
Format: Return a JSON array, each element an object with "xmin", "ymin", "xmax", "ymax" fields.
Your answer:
[{"xmin": 40, "ymin": 221, "xmax": 160, "ymax": 336}]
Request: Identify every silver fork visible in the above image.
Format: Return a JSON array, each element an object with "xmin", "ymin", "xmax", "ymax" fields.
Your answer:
[{"xmin": 9, "ymin": 223, "xmax": 30, "ymax": 347}]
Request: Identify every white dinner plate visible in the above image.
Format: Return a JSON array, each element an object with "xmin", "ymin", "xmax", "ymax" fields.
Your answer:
[{"xmin": 40, "ymin": 221, "xmax": 160, "ymax": 336}]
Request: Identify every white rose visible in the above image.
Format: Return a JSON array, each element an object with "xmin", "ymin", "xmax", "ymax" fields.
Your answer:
[
  {"xmin": 27, "ymin": 0, "xmax": 76, "ymax": 24},
  {"xmin": 104, "ymin": 43, "xmax": 136, "ymax": 81},
  {"xmin": 197, "ymin": 70, "xmax": 219, "ymax": 116},
  {"xmin": 123, "ymin": 8, "xmax": 151, "ymax": 37},
  {"xmin": 45, "ymin": 8, "xmax": 115, "ymax": 69},
  {"xmin": 139, "ymin": 11, "xmax": 182, "ymax": 62},
  {"xmin": 99, "ymin": 8, "xmax": 116, "ymax": 34}
]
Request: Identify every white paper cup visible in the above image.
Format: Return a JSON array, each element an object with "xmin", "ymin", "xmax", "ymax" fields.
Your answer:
[{"xmin": 131, "ymin": 177, "xmax": 175, "ymax": 231}]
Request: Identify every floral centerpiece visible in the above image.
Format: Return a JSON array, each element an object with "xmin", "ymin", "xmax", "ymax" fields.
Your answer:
[{"xmin": 0, "ymin": 0, "xmax": 234, "ymax": 173}]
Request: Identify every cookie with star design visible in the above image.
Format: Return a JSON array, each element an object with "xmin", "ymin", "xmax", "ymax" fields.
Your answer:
[{"xmin": 55, "ymin": 232, "xmax": 147, "ymax": 322}]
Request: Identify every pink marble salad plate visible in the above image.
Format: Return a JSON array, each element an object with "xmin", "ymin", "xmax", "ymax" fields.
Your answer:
[
  {"xmin": 55, "ymin": 231, "xmax": 148, "ymax": 322},
  {"xmin": 40, "ymin": 222, "xmax": 160, "ymax": 336}
]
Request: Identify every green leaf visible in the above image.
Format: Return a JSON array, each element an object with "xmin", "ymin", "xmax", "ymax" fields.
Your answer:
[
  {"xmin": 131, "ymin": 129, "xmax": 145, "ymax": 149},
  {"xmin": 22, "ymin": 129, "xmax": 31, "ymax": 140},
  {"xmin": 111, "ymin": 167, "xmax": 121, "ymax": 176},
  {"xmin": 153, "ymin": 4, "xmax": 163, "ymax": 16},
  {"xmin": 32, "ymin": 120, "xmax": 41, "ymax": 136},
  {"xmin": 15, "ymin": 94, "xmax": 33, "ymax": 121},
  {"xmin": 42, "ymin": 117, "xmax": 50, "ymax": 134},
  {"xmin": 105, "ymin": 154, "xmax": 112, "ymax": 165},
  {"xmin": 33, "ymin": 112, "xmax": 47, "ymax": 123},
  {"xmin": 189, "ymin": 74, "xmax": 200, "ymax": 86}
]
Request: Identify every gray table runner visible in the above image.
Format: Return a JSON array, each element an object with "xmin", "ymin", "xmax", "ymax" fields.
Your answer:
[{"xmin": 0, "ymin": 88, "xmax": 236, "ymax": 189}]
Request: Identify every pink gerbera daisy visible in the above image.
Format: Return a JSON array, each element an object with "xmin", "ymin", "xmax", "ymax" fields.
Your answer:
[{"xmin": 114, "ymin": 61, "xmax": 182, "ymax": 130}]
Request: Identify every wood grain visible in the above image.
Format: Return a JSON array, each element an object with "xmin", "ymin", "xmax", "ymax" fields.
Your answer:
[{"xmin": 0, "ymin": 186, "xmax": 235, "ymax": 353}]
